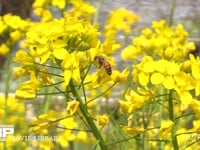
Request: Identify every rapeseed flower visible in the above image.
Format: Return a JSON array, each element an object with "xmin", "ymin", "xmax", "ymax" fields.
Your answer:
[
  {"xmin": 119, "ymin": 90, "xmax": 149, "ymax": 114},
  {"xmin": 0, "ymin": 44, "xmax": 9, "ymax": 55},
  {"xmin": 122, "ymin": 126, "xmax": 144, "ymax": 134},
  {"xmin": 62, "ymin": 53, "xmax": 81, "ymax": 87},
  {"xmin": 66, "ymin": 101, "xmax": 80, "ymax": 115},
  {"xmin": 98, "ymin": 114, "xmax": 109, "ymax": 126},
  {"xmin": 121, "ymin": 20, "xmax": 195, "ymax": 61},
  {"xmin": 15, "ymin": 71, "xmax": 42, "ymax": 100},
  {"xmin": 159, "ymin": 120, "xmax": 174, "ymax": 139},
  {"xmin": 29, "ymin": 110, "xmax": 61, "ymax": 133},
  {"xmin": 51, "ymin": 0, "xmax": 66, "ymax": 9},
  {"xmin": 57, "ymin": 117, "xmax": 78, "ymax": 147},
  {"xmin": 104, "ymin": 8, "xmax": 139, "ymax": 40}
]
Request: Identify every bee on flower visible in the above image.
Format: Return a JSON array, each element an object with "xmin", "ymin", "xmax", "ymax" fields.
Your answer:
[{"xmin": 94, "ymin": 55, "xmax": 112, "ymax": 75}]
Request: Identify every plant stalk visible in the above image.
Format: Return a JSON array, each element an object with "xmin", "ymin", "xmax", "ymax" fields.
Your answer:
[
  {"xmin": 168, "ymin": 90, "xmax": 179, "ymax": 150},
  {"xmin": 69, "ymin": 80, "xmax": 107, "ymax": 150}
]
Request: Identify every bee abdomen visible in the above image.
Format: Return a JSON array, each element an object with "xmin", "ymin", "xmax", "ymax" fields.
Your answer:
[{"xmin": 104, "ymin": 65, "xmax": 112, "ymax": 75}]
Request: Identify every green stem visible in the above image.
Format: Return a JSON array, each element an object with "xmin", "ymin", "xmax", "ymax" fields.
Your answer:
[
  {"xmin": 158, "ymin": 87, "xmax": 165, "ymax": 149},
  {"xmin": 3, "ymin": 50, "xmax": 12, "ymax": 123},
  {"xmin": 43, "ymin": 87, "xmax": 53, "ymax": 113},
  {"xmin": 69, "ymin": 80, "xmax": 107, "ymax": 150},
  {"xmin": 169, "ymin": 0, "xmax": 176, "ymax": 26},
  {"xmin": 88, "ymin": 82, "xmax": 117, "ymax": 103},
  {"xmin": 168, "ymin": 90, "xmax": 179, "ymax": 150},
  {"xmin": 93, "ymin": 0, "xmax": 102, "ymax": 24},
  {"xmin": 3, "ymin": 49, "xmax": 12, "ymax": 150}
]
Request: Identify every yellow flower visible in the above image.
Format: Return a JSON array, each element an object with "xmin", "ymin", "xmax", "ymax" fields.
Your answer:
[
  {"xmin": 0, "ymin": 44, "xmax": 9, "ymax": 55},
  {"xmin": 66, "ymin": 101, "xmax": 80, "ymax": 115},
  {"xmin": 33, "ymin": 0, "xmax": 47, "ymax": 8},
  {"xmin": 51, "ymin": 0, "xmax": 66, "ymax": 9},
  {"xmin": 87, "ymin": 70, "xmax": 112, "ymax": 88},
  {"xmin": 119, "ymin": 100, "xmax": 130, "ymax": 114},
  {"xmin": 192, "ymin": 120, "xmax": 200, "ymax": 133},
  {"xmin": 188, "ymin": 54, "xmax": 200, "ymax": 96},
  {"xmin": 179, "ymin": 91, "xmax": 192, "ymax": 105},
  {"xmin": 97, "ymin": 114, "xmax": 109, "ymax": 126},
  {"xmin": 150, "ymin": 72, "xmax": 165, "ymax": 84},
  {"xmin": 121, "ymin": 45, "xmax": 141, "ymax": 60},
  {"xmin": 3, "ymin": 14, "xmax": 29, "ymax": 30},
  {"xmin": 34, "ymin": 8, "xmax": 53, "ymax": 21},
  {"xmin": 33, "ymin": 7, "xmax": 43, "ymax": 17},
  {"xmin": 121, "ymin": 20, "xmax": 195, "ymax": 61},
  {"xmin": 58, "ymin": 117, "xmax": 77, "ymax": 147},
  {"xmin": 10, "ymin": 30, "xmax": 21, "ymax": 42},
  {"xmin": 29, "ymin": 111, "xmax": 59, "ymax": 133},
  {"xmin": 120, "ymin": 90, "xmax": 148, "ymax": 114},
  {"xmin": 52, "ymin": 40, "xmax": 68, "ymax": 60},
  {"xmin": 152, "ymin": 20, "xmax": 166, "ymax": 31},
  {"xmin": 12, "ymin": 67, "xmax": 25, "ymax": 80},
  {"xmin": 191, "ymin": 63, "xmax": 200, "ymax": 80},
  {"xmin": 76, "ymin": 131, "xmax": 88, "ymax": 142},
  {"xmin": 113, "ymin": 68, "xmax": 129, "ymax": 84},
  {"xmin": 104, "ymin": 8, "xmax": 139, "ymax": 40},
  {"xmin": 14, "ymin": 50, "xmax": 34, "ymax": 65},
  {"xmin": 122, "ymin": 126, "xmax": 144, "ymax": 134},
  {"xmin": 62, "ymin": 53, "xmax": 81, "ymax": 86},
  {"xmin": 159, "ymin": 120, "xmax": 174, "ymax": 139},
  {"xmin": 15, "ymin": 71, "xmax": 42, "ymax": 100},
  {"xmin": 38, "ymin": 141, "xmax": 54, "ymax": 150},
  {"xmin": 15, "ymin": 88, "xmax": 37, "ymax": 100},
  {"xmin": 155, "ymin": 59, "xmax": 180, "ymax": 75},
  {"xmin": 143, "ymin": 60, "xmax": 155, "ymax": 73},
  {"xmin": 162, "ymin": 76, "xmax": 175, "ymax": 89},
  {"xmin": 189, "ymin": 99, "xmax": 200, "ymax": 118},
  {"xmin": 138, "ymin": 72, "xmax": 149, "ymax": 86},
  {"xmin": 39, "ymin": 70, "xmax": 55, "ymax": 85},
  {"xmin": 175, "ymin": 73, "xmax": 196, "ymax": 99}
]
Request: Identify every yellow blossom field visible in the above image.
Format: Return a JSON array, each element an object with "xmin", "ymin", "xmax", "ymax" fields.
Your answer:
[{"xmin": 0, "ymin": 0, "xmax": 200, "ymax": 150}]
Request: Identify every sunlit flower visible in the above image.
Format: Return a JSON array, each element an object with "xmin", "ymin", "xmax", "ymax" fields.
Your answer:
[
  {"xmin": 33, "ymin": 0, "xmax": 47, "ymax": 8},
  {"xmin": 57, "ymin": 117, "xmax": 77, "ymax": 147},
  {"xmin": 51, "ymin": 0, "xmax": 66, "ymax": 9},
  {"xmin": 113, "ymin": 68, "xmax": 129, "ymax": 84},
  {"xmin": 29, "ymin": 111, "xmax": 60, "ymax": 133},
  {"xmin": 97, "ymin": 114, "xmax": 109, "ymax": 126},
  {"xmin": 189, "ymin": 99, "xmax": 200, "ymax": 118},
  {"xmin": 159, "ymin": 120, "xmax": 174, "ymax": 139},
  {"xmin": 121, "ymin": 45, "xmax": 141, "ymax": 60},
  {"xmin": 39, "ymin": 69, "xmax": 55, "ymax": 85},
  {"xmin": 121, "ymin": 20, "xmax": 195, "ymax": 61},
  {"xmin": 0, "ymin": 44, "xmax": 9, "ymax": 55},
  {"xmin": 10, "ymin": 30, "xmax": 21, "ymax": 42},
  {"xmin": 15, "ymin": 71, "xmax": 42, "ymax": 100},
  {"xmin": 3, "ymin": 14, "xmax": 29, "ymax": 30},
  {"xmin": 120, "ymin": 90, "xmax": 148, "ymax": 114},
  {"xmin": 62, "ymin": 53, "xmax": 81, "ymax": 87},
  {"xmin": 66, "ymin": 101, "xmax": 80, "ymax": 115},
  {"xmin": 104, "ymin": 8, "xmax": 139, "ymax": 40},
  {"xmin": 192, "ymin": 120, "xmax": 200, "ymax": 133},
  {"xmin": 13, "ymin": 67, "xmax": 25, "ymax": 80},
  {"xmin": 122, "ymin": 126, "xmax": 144, "ymax": 134},
  {"xmin": 76, "ymin": 131, "xmax": 88, "ymax": 142},
  {"xmin": 13, "ymin": 50, "xmax": 34, "ymax": 65}
]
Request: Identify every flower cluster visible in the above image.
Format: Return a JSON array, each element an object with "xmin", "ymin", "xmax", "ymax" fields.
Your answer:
[
  {"xmin": 104, "ymin": 8, "xmax": 139, "ymax": 40},
  {"xmin": 119, "ymin": 20, "xmax": 200, "ymax": 149},
  {"xmin": 121, "ymin": 20, "xmax": 195, "ymax": 61},
  {"xmin": 10, "ymin": 1, "xmax": 130, "ymax": 149},
  {"xmin": 0, "ymin": 14, "xmax": 30, "ymax": 55}
]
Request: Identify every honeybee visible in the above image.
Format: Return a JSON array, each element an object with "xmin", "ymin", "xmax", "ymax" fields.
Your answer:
[{"xmin": 94, "ymin": 55, "xmax": 112, "ymax": 75}]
